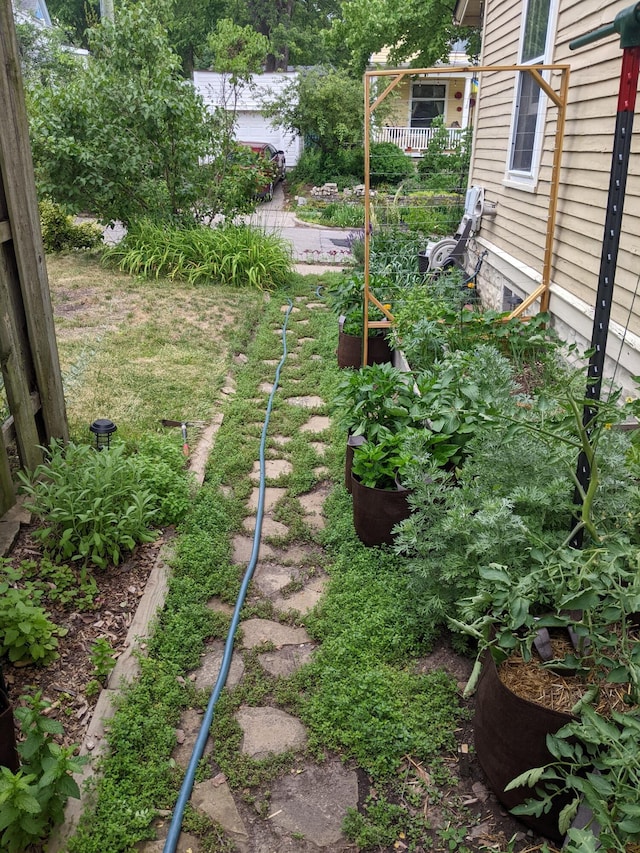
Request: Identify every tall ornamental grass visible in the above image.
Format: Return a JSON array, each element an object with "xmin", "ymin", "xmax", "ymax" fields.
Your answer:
[{"xmin": 104, "ymin": 221, "xmax": 292, "ymax": 291}]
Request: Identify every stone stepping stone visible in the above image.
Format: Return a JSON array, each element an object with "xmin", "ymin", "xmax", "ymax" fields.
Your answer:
[
  {"xmin": 272, "ymin": 543, "xmax": 323, "ymax": 565},
  {"xmin": 268, "ymin": 759, "xmax": 358, "ymax": 847},
  {"xmin": 310, "ymin": 441, "xmax": 328, "ymax": 456},
  {"xmin": 252, "ymin": 562, "xmax": 296, "ymax": 598},
  {"xmin": 258, "ymin": 643, "xmax": 316, "ymax": 678},
  {"xmin": 298, "ymin": 485, "xmax": 331, "ymax": 531},
  {"xmin": 136, "ymin": 829, "xmax": 202, "ymax": 853},
  {"xmin": 270, "ymin": 434, "xmax": 291, "ymax": 446},
  {"xmin": 235, "ymin": 706, "xmax": 307, "ymax": 758},
  {"xmin": 192, "ymin": 777, "xmax": 249, "ymax": 851},
  {"xmin": 242, "ymin": 517, "xmax": 288, "ymax": 537},
  {"xmin": 314, "ymin": 466, "xmax": 330, "ymax": 479},
  {"xmin": 259, "ymin": 382, "xmax": 274, "ymax": 394},
  {"xmin": 273, "ymin": 572, "xmax": 329, "ymax": 616},
  {"xmin": 171, "ymin": 707, "xmax": 213, "ymax": 768},
  {"xmin": 296, "ymin": 337, "xmax": 315, "ymax": 344},
  {"xmin": 282, "ymin": 304, "xmax": 301, "ymax": 312},
  {"xmin": 306, "ymin": 302, "xmax": 325, "ymax": 309},
  {"xmin": 240, "ymin": 618, "xmax": 311, "ymax": 649},
  {"xmin": 192, "ymin": 640, "xmax": 245, "ymax": 691},
  {"xmin": 300, "ymin": 416, "xmax": 331, "ymax": 434},
  {"xmin": 232, "ymin": 535, "xmax": 275, "ymax": 564},
  {"xmin": 262, "ymin": 359, "xmax": 279, "ymax": 366},
  {"xmin": 250, "ymin": 459, "xmax": 293, "ymax": 481},
  {"xmin": 206, "ymin": 597, "xmax": 234, "ymax": 616},
  {"xmin": 286, "ymin": 395, "xmax": 325, "ymax": 409},
  {"xmin": 246, "ymin": 486, "xmax": 287, "ymax": 512},
  {"xmin": 296, "ymin": 318, "xmax": 310, "ymax": 325}
]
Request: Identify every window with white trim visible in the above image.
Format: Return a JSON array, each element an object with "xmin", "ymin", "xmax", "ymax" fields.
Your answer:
[
  {"xmin": 508, "ymin": 0, "xmax": 555, "ymax": 181},
  {"xmin": 410, "ymin": 83, "xmax": 446, "ymax": 128}
]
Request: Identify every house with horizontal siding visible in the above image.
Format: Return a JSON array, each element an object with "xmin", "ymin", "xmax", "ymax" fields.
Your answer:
[
  {"xmin": 455, "ymin": 0, "xmax": 640, "ymax": 395},
  {"xmin": 370, "ymin": 44, "xmax": 475, "ymax": 153}
]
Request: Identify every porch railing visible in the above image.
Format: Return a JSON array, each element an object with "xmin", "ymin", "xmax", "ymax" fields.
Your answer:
[{"xmin": 373, "ymin": 126, "xmax": 464, "ymax": 151}]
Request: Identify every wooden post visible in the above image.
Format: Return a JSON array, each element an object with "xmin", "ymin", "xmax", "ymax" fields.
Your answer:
[{"xmin": 0, "ymin": 0, "xmax": 68, "ymax": 478}]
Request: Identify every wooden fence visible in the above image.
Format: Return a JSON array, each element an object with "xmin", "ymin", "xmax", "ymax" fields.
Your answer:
[{"xmin": 0, "ymin": 0, "xmax": 68, "ymax": 516}]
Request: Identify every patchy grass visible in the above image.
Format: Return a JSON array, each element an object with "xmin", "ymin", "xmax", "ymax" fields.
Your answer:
[{"xmin": 47, "ymin": 253, "xmax": 266, "ymax": 442}]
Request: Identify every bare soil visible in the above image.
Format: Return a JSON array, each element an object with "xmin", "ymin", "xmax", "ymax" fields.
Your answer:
[{"xmin": 3, "ymin": 520, "xmax": 166, "ymax": 750}]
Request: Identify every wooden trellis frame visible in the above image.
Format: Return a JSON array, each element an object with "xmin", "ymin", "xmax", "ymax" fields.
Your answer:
[
  {"xmin": 0, "ymin": 1, "xmax": 68, "ymax": 515},
  {"xmin": 362, "ymin": 63, "xmax": 571, "ymax": 364}
]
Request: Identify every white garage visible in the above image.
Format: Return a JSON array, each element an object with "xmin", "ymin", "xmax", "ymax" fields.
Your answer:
[{"xmin": 192, "ymin": 71, "xmax": 303, "ymax": 169}]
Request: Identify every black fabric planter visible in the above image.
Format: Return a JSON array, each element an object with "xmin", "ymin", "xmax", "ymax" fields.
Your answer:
[
  {"xmin": 345, "ymin": 434, "xmax": 366, "ymax": 493},
  {"xmin": 351, "ymin": 474, "xmax": 412, "ymax": 546},
  {"xmin": 337, "ymin": 329, "xmax": 393, "ymax": 369},
  {"xmin": 0, "ymin": 689, "xmax": 19, "ymax": 772},
  {"xmin": 474, "ymin": 652, "xmax": 575, "ymax": 843}
]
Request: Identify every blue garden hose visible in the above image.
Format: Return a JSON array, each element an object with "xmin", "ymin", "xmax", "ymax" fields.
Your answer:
[{"xmin": 163, "ymin": 298, "xmax": 294, "ymax": 853}]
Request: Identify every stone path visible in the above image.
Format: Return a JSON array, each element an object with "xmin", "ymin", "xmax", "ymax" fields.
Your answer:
[{"xmin": 138, "ymin": 295, "xmax": 359, "ymax": 852}]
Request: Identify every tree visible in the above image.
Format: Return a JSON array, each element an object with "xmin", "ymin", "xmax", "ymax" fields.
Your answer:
[
  {"xmin": 224, "ymin": 0, "xmax": 340, "ymax": 71},
  {"xmin": 261, "ymin": 67, "xmax": 364, "ymax": 155},
  {"xmin": 329, "ymin": 0, "xmax": 480, "ymax": 75},
  {"xmin": 14, "ymin": 17, "xmax": 81, "ymax": 87},
  {"xmin": 45, "ymin": 0, "xmax": 100, "ymax": 48},
  {"xmin": 26, "ymin": 0, "xmax": 234, "ymax": 225},
  {"xmin": 205, "ymin": 18, "xmax": 270, "ymax": 143}
]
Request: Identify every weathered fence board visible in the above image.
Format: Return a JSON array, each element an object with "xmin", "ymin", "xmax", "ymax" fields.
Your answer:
[{"xmin": 0, "ymin": 0, "xmax": 69, "ymax": 513}]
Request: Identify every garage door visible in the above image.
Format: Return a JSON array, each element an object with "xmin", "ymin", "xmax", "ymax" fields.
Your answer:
[{"xmin": 235, "ymin": 111, "xmax": 302, "ymax": 168}]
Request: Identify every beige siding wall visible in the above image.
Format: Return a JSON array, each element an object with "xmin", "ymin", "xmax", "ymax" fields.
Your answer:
[
  {"xmin": 386, "ymin": 77, "xmax": 472, "ymax": 127},
  {"xmin": 471, "ymin": 0, "xmax": 640, "ymax": 351}
]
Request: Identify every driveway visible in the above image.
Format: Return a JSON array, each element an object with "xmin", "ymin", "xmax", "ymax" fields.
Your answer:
[{"xmin": 247, "ymin": 184, "xmax": 354, "ymax": 270}]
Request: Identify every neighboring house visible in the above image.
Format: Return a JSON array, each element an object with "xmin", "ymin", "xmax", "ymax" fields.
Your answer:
[
  {"xmin": 454, "ymin": 0, "xmax": 640, "ymax": 394},
  {"xmin": 370, "ymin": 42, "xmax": 476, "ymax": 154},
  {"xmin": 193, "ymin": 71, "xmax": 303, "ymax": 168},
  {"xmin": 12, "ymin": 0, "xmax": 52, "ymax": 26}
]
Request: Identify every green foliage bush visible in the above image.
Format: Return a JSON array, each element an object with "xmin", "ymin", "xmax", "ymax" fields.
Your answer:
[
  {"xmin": 289, "ymin": 147, "xmax": 364, "ymax": 189},
  {"xmin": 417, "ymin": 116, "xmax": 472, "ymax": 192},
  {"xmin": 0, "ymin": 563, "xmax": 63, "ymax": 664},
  {"xmin": 104, "ymin": 221, "xmax": 292, "ymax": 291},
  {"xmin": 39, "ymin": 199, "xmax": 103, "ymax": 253},
  {"xmin": 0, "ymin": 692, "xmax": 87, "ymax": 853},
  {"xmin": 18, "ymin": 441, "xmax": 158, "ymax": 570},
  {"xmin": 369, "ymin": 141, "xmax": 413, "ymax": 186},
  {"xmin": 131, "ymin": 434, "xmax": 193, "ymax": 526}
]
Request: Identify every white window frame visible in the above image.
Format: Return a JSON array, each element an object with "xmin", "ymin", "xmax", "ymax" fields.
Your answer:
[
  {"xmin": 504, "ymin": 0, "xmax": 558, "ymax": 191},
  {"xmin": 408, "ymin": 81, "xmax": 448, "ymax": 129}
]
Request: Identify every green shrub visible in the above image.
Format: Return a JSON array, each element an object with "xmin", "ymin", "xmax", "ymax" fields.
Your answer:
[
  {"xmin": 0, "ymin": 692, "xmax": 87, "ymax": 853},
  {"xmin": 18, "ymin": 440, "xmax": 158, "ymax": 570},
  {"xmin": 318, "ymin": 202, "xmax": 364, "ymax": 228},
  {"xmin": 289, "ymin": 147, "xmax": 364, "ymax": 189},
  {"xmin": 0, "ymin": 563, "xmax": 63, "ymax": 664},
  {"xmin": 369, "ymin": 141, "xmax": 413, "ymax": 186},
  {"xmin": 416, "ymin": 116, "xmax": 472, "ymax": 192},
  {"xmin": 39, "ymin": 199, "xmax": 103, "ymax": 253},
  {"xmin": 103, "ymin": 221, "xmax": 292, "ymax": 291},
  {"xmin": 132, "ymin": 435, "xmax": 193, "ymax": 526}
]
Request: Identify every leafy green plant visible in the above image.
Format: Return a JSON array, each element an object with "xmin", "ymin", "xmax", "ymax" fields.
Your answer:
[
  {"xmin": 18, "ymin": 440, "xmax": 158, "ymax": 570},
  {"xmin": 333, "ymin": 361, "xmax": 419, "ymax": 441},
  {"xmin": 0, "ymin": 693, "xmax": 87, "ymax": 853},
  {"xmin": 509, "ymin": 705, "xmax": 640, "ymax": 853},
  {"xmin": 369, "ymin": 141, "xmax": 414, "ymax": 186},
  {"xmin": 104, "ymin": 220, "xmax": 292, "ymax": 291},
  {"xmin": 39, "ymin": 199, "xmax": 103, "ymax": 253},
  {"xmin": 90, "ymin": 637, "xmax": 117, "ymax": 684},
  {"xmin": 0, "ymin": 564, "xmax": 64, "ymax": 664},
  {"xmin": 343, "ymin": 794, "xmax": 429, "ymax": 848}
]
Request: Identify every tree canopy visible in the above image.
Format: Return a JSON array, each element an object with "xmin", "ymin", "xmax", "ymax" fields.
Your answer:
[
  {"xmin": 330, "ymin": 0, "xmax": 479, "ymax": 75},
  {"xmin": 26, "ymin": 0, "xmax": 257, "ymax": 225}
]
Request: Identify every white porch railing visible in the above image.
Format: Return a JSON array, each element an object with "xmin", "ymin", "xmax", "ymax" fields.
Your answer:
[{"xmin": 373, "ymin": 126, "xmax": 464, "ymax": 151}]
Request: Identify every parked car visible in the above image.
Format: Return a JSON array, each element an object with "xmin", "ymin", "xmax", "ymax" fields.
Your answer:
[{"xmin": 237, "ymin": 142, "xmax": 286, "ymax": 200}]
